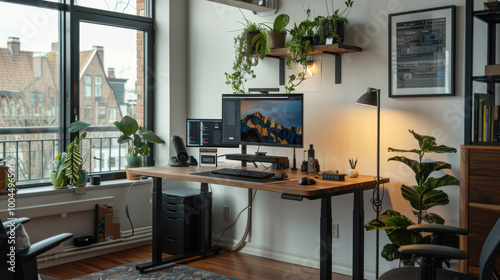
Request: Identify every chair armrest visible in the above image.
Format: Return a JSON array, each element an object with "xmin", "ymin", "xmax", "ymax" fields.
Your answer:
[
  {"xmin": 2, "ymin": 217, "xmax": 30, "ymax": 229},
  {"xmin": 407, "ymin": 224, "xmax": 468, "ymax": 235},
  {"xmin": 18, "ymin": 233, "xmax": 73, "ymax": 261},
  {"xmin": 399, "ymin": 244, "xmax": 469, "ymax": 260}
]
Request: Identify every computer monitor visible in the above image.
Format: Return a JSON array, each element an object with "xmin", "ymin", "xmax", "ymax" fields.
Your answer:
[
  {"xmin": 186, "ymin": 119, "xmax": 238, "ymax": 147},
  {"xmin": 221, "ymin": 94, "xmax": 303, "ymax": 148}
]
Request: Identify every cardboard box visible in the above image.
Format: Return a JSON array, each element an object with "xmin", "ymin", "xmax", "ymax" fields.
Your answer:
[
  {"xmin": 485, "ymin": 64, "xmax": 500, "ymax": 76},
  {"xmin": 96, "ymin": 204, "xmax": 120, "ymax": 242}
]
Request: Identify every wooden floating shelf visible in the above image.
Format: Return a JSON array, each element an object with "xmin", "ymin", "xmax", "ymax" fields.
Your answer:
[{"xmin": 263, "ymin": 43, "xmax": 362, "ymax": 58}]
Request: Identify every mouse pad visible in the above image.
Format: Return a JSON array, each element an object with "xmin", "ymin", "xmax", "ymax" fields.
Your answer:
[{"xmin": 189, "ymin": 171, "xmax": 288, "ymax": 184}]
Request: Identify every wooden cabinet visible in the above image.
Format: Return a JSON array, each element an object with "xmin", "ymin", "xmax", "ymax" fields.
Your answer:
[{"xmin": 460, "ymin": 145, "xmax": 500, "ymax": 277}]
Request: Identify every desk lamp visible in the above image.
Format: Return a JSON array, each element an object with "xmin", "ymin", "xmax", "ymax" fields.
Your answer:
[{"xmin": 356, "ymin": 87, "xmax": 381, "ymax": 278}]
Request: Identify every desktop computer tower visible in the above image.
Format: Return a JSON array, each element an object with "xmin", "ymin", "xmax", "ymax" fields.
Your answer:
[{"xmin": 160, "ymin": 188, "xmax": 212, "ymax": 255}]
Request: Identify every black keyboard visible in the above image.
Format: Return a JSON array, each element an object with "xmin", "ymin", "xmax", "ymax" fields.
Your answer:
[{"xmin": 210, "ymin": 168, "xmax": 275, "ymax": 179}]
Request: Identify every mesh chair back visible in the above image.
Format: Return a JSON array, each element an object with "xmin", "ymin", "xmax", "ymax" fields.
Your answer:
[{"xmin": 480, "ymin": 218, "xmax": 500, "ymax": 280}]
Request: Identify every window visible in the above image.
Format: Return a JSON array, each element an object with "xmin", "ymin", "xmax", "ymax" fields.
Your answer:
[
  {"xmin": 0, "ymin": 0, "xmax": 154, "ymax": 187},
  {"xmin": 108, "ymin": 108, "xmax": 117, "ymax": 123},
  {"xmin": 84, "ymin": 106, "xmax": 93, "ymax": 122},
  {"xmin": 38, "ymin": 93, "xmax": 44, "ymax": 108},
  {"xmin": 30, "ymin": 92, "xmax": 37, "ymax": 108},
  {"xmin": 98, "ymin": 106, "xmax": 106, "ymax": 125},
  {"xmin": 95, "ymin": 75, "xmax": 102, "ymax": 97},
  {"xmin": 84, "ymin": 75, "xmax": 92, "ymax": 97}
]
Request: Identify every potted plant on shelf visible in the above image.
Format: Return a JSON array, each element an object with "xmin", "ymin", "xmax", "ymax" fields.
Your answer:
[
  {"xmin": 114, "ymin": 115, "xmax": 165, "ymax": 180},
  {"xmin": 254, "ymin": 14, "xmax": 290, "ymax": 49},
  {"xmin": 225, "ymin": 11, "xmax": 268, "ymax": 94},
  {"xmin": 364, "ymin": 129, "xmax": 460, "ymax": 265},
  {"xmin": 317, "ymin": 0, "xmax": 353, "ymax": 45}
]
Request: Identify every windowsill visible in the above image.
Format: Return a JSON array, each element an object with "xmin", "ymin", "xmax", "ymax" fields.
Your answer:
[{"xmin": 0, "ymin": 178, "xmax": 153, "ymax": 199}]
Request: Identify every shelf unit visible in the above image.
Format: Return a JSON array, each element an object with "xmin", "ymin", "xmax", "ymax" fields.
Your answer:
[
  {"xmin": 464, "ymin": 1, "xmax": 500, "ymax": 145},
  {"xmin": 263, "ymin": 43, "xmax": 362, "ymax": 85}
]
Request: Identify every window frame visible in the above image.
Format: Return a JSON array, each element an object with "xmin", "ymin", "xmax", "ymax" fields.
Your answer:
[{"xmin": 0, "ymin": 0, "xmax": 155, "ymax": 187}]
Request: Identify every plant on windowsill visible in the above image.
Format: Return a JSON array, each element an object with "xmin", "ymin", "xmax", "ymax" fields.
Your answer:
[
  {"xmin": 0, "ymin": 157, "xmax": 17, "ymax": 195},
  {"xmin": 225, "ymin": 11, "xmax": 269, "ymax": 94},
  {"xmin": 114, "ymin": 115, "xmax": 165, "ymax": 180},
  {"xmin": 364, "ymin": 129, "xmax": 460, "ymax": 266},
  {"xmin": 51, "ymin": 120, "xmax": 93, "ymax": 188}
]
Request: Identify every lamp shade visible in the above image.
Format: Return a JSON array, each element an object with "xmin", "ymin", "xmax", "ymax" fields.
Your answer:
[{"xmin": 356, "ymin": 87, "xmax": 379, "ymax": 107}]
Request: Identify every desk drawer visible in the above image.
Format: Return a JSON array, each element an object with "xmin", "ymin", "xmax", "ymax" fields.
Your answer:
[
  {"xmin": 162, "ymin": 207, "xmax": 184, "ymax": 220},
  {"xmin": 469, "ymin": 150, "xmax": 500, "ymax": 176},
  {"xmin": 469, "ymin": 175, "xmax": 500, "ymax": 204}
]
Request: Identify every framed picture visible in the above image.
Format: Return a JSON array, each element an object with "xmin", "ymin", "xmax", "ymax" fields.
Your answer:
[{"xmin": 388, "ymin": 6, "xmax": 455, "ymax": 98}]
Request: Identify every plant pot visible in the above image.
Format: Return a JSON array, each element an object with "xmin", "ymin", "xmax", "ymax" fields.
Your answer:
[
  {"xmin": 77, "ymin": 170, "xmax": 88, "ymax": 187},
  {"xmin": 348, "ymin": 169, "xmax": 359, "ymax": 178},
  {"xmin": 268, "ymin": 30, "xmax": 287, "ymax": 49},
  {"xmin": 311, "ymin": 35, "xmax": 321, "ymax": 45},
  {"xmin": 50, "ymin": 171, "xmax": 69, "ymax": 188},
  {"xmin": 323, "ymin": 20, "xmax": 345, "ymax": 44},
  {"xmin": 303, "ymin": 36, "xmax": 314, "ymax": 45},
  {"xmin": 125, "ymin": 156, "xmax": 143, "ymax": 180},
  {"xmin": 249, "ymin": 30, "xmax": 261, "ymax": 51}
]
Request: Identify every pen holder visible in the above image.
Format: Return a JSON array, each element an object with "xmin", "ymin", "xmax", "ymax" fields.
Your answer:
[{"xmin": 348, "ymin": 169, "xmax": 359, "ymax": 178}]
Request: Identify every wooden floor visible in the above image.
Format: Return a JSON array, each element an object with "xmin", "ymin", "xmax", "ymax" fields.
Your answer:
[{"xmin": 40, "ymin": 245, "xmax": 352, "ymax": 280}]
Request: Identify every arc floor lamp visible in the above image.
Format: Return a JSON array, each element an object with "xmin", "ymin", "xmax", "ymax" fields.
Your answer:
[{"xmin": 356, "ymin": 87, "xmax": 382, "ymax": 278}]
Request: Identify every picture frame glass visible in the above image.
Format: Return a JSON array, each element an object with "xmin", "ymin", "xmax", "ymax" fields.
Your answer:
[{"xmin": 389, "ymin": 6, "xmax": 455, "ymax": 97}]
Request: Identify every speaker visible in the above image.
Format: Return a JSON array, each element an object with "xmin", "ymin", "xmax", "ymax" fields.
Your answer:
[{"xmin": 170, "ymin": 135, "xmax": 189, "ymax": 167}]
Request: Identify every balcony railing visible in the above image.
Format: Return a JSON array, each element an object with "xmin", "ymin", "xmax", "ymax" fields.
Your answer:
[{"xmin": 0, "ymin": 126, "xmax": 127, "ymax": 186}]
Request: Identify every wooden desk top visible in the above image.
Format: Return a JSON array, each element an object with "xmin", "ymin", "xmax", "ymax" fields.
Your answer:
[{"xmin": 128, "ymin": 166, "xmax": 389, "ymax": 198}]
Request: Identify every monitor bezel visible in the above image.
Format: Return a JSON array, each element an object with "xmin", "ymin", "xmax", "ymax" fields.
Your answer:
[
  {"xmin": 221, "ymin": 93, "xmax": 304, "ymax": 148},
  {"xmin": 186, "ymin": 118, "xmax": 239, "ymax": 148}
]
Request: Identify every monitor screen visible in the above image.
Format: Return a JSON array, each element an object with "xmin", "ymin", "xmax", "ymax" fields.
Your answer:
[
  {"xmin": 221, "ymin": 94, "xmax": 303, "ymax": 148},
  {"xmin": 186, "ymin": 119, "xmax": 238, "ymax": 147}
]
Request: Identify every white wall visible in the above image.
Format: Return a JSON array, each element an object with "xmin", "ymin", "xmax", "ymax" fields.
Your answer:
[{"xmin": 157, "ymin": 0, "xmax": 467, "ymax": 278}]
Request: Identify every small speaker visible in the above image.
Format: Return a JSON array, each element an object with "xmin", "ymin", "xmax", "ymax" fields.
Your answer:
[{"xmin": 171, "ymin": 135, "xmax": 189, "ymax": 163}]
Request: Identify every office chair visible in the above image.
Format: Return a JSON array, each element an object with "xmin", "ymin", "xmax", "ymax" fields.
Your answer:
[
  {"xmin": 379, "ymin": 218, "xmax": 500, "ymax": 280},
  {"xmin": 0, "ymin": 217, "xmax": 73, "ymax": 280}
]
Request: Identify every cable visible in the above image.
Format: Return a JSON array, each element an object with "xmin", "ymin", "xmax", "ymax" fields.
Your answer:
[
  {"xmin": 123, "ymin": 180, "xmax": 141, "ymax": 238},
  {"xmin": 370, "ymin": 177, "xmax": 385, "ymax": 213},
  {"xmin": 212, "ymin": 190, "xmax": 257, "ymax": 246}
]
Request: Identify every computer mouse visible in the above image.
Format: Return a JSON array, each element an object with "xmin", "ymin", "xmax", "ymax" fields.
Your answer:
[{"xmin": 298, "ymin": 177, "xmax": 316, "ymax": 185}]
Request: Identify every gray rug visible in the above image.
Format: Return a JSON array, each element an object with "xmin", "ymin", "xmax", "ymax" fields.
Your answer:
[{"xmin": 70, "ymin": 259, "xmax": 237, "ymax": 280}]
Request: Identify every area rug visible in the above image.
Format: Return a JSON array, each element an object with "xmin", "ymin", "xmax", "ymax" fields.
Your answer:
[{"xmin": 70, "ymin": 259, "xmax": 237, "ymax": 280}]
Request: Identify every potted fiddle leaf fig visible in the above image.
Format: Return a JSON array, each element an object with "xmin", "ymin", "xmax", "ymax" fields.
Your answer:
[
  {"xmin": 365, "ymin": 129, "xmax": 460, "ymax": 264},
  {"xmin": 114, "ymin": 115, "xmax": 165, "ymax": 180}
]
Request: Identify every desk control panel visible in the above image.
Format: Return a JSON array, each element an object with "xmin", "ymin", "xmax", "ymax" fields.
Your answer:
[
  {"xmin": 281, "ymin": 193, "xmax": 304, "ymax": 201},
  {"xmin": 322, "ymin": 171, "xmax": 346, "ymax": 181}
]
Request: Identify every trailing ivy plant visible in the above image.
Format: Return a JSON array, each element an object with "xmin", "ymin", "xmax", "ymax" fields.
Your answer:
[
  {"xmin": 284, "ymin": 9, "xmax": 314, "ymax": 93},
  {"xmin": 225, "ymin": 11, "xmax": 268, "ymax": 94},
  {"xmin": 365, "ymin": 129, "xmax": 460, "ymax": 263}
]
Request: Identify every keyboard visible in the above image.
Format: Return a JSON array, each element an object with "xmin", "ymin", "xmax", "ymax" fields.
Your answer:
[{"xmin": 210, "ymin": 168, "xmax": 275, "ymax": 179}]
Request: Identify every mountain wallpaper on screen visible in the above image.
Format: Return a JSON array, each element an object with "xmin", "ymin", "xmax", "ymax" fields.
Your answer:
[{"xmin": 240, "ymin": 112, "xmax": 302, "ymax": 145}]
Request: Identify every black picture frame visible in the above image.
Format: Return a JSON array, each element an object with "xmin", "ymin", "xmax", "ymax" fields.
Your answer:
[{"xmin": 388, "ymin": 6, "xmax": 456, "ymax": 98}]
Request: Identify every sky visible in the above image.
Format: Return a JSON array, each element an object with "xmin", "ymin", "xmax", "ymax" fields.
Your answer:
[
  {"xmin": 0, "ymin": 1, "xmax": 141, "ymax": 91},
  {"xmin": 240, "ymin": 100, "xmax": 303, "ymax": 129}
]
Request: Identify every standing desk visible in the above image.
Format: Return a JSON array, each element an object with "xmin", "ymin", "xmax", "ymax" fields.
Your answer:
[{"xmin": 128, "ymin": 165, "xmax": 389, "ymax": 280}]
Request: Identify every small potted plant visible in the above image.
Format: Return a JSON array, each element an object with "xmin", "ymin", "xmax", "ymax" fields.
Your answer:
[
  {"xmin": 51, "ymin": 152, "xmax": 69, "ymax": 188},
  {"xmin": 65, "ymin": 120, "xmax": 92, "ymax": 187},
  {"xmin": 317, "ymin": 0, "xmax": 353, "ymax": 45},
  {"xmin": 254, "ymin": 14, "xmax": 290, "ymax": 49},
  {"xmin": 114, "ymin": 115, "xmax": 165, "ymax": 180},
  {"xmin": 225, "ymin": 11, "xmax": 268, "ymax": 94},
  {"xmin": 0, "ymin": 157, "xmax": 17, "ymax": 194}
]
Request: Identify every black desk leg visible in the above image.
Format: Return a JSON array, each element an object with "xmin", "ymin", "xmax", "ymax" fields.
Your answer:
[
  {"xmin": 320, "ymin": 197, "xmax": 332, "ymax": 280},
  {"xmin": 200, "ymin": 183, "xmax": 211, "ymax": 253},
  {"xmin": 352, "ymin": 191, "xmax": 364, "ymax": 280},
  {"xmin": 152, "ymin": 177, "xmax": 163, "ymax": 264}
]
